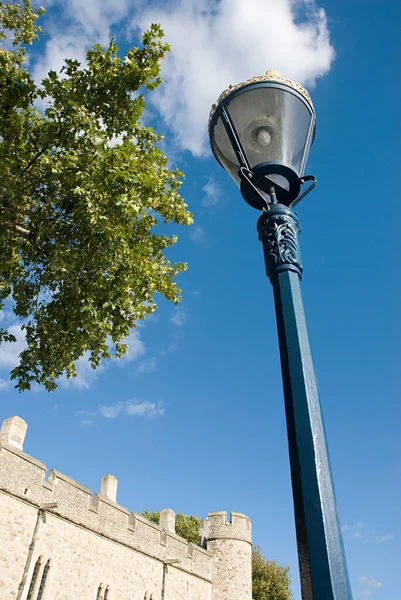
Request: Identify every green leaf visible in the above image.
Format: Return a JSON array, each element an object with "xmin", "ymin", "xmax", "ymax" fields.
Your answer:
[{"xmin": 0, "ymin": 0, "xmax": 193, "ymax": 391}]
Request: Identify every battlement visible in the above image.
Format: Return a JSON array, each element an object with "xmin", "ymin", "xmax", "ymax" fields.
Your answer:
[
  {"xmin": 206, "ymin": 511, "xmax": 252, "ymax": 544},
  {"xmin": 0, "ymin": 417, "xmax": 214, "ymax": 582}
]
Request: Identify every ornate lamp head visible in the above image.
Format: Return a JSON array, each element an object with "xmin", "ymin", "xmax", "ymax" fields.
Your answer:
[{"xmin": 209, "ymin": 70, "xmax": 316, "ymax": 210}]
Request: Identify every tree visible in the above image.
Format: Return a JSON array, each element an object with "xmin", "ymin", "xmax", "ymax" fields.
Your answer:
[
  {"xmin": 0, "ymin": 0, "xmax": 192, "ymax": 391},
  {"xmin": 252, "ymin": 546, "xmax": 293, "ymax": 600},
  {"xmin": 140, "ymin": 511, "xmax": 293, "ymax": 599}
]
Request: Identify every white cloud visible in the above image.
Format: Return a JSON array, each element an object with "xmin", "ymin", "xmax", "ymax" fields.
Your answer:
[
  {"xmin": 134, "ymin": 0, "xmax": 334, "ymax": 156},
  {"xmin": 31, "ymin": 0, "xmax": 334, "ymax": 157},
  {"xmin": 359, "ymin": 577, "xmax": 382, "ymax": 589},
  {"xmin": 0, "ymin": 310, "xmax": 15, "ymax": 324},
  {"xmin": 342, "ymin": 522, "xmax": 364, "ymax": 532},
  {"xmin": 376, "ymin": 534, "xmax": 394, "ymax": 543},
  {"xmin": 98, "ymin": 399, "xmax": 164, "ymax": 419},
  {"xmin": 32, "ymin": 0, "xmax": 130, "ymax": 96},
  {"xmin": 136, "ymin": 357, "xmax": 157, "ymax": 375},
  {"xmin": 98, "ymin": 402, "xmax": 124, "ymax": 418},
  {"xmin": 161, "ymin": 333, "xmax": 180, "ymax": 355},
  {"xmin": 202, "ymin": 176, "xmax": 222, "ymax": 207},
  {"xmin": 0, "ymin": 378, "xmax": 10, "ymax": 391},
  {"xmin": 64, "ymin": 0, "xmax": 129, "ymax": 40},
  {"xmin": 33, "ymin": 33, "xmax": 89, "ymax": 88},
  {"xmin": 62, "ymin": 327, "xmax": 145, "ymax": 389},
  {"xmin": 353, "ymin": 532, "xmax": 361, "ymax": 538},
  {"xmin": 116, "ymin": 327, "xmax": 146, "ymax": 363},
  {"xmin": 189, "ymin": 225, "xmax": 206, "ymax": 243},
  {"xmin": 60, "ymin": 351, "xmax": 104, "ymax": 390},
  {"xmin": 361, "ymin": 592, "xmax": 373, "ymax": 597},
  {"xmin": 0, "ymin": 324, "xmax": 27, "ymax": 369},
  {"xmin": 170, "ymin": 306, "xmax": 187, "ymax": 327},
  {"xmin": 125, "ymin": 400, "xmax": 164, "ymax": 417}
]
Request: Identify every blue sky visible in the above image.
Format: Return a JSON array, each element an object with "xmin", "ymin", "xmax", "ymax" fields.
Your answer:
[{"xmin": 1, "ymin": 0, "xmax": 400, "ymax": 598}]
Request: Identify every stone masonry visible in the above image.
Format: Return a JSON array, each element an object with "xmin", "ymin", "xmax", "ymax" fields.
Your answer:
[{"xmin": 0, "ymin": 416, "xmax": 252, "ymax": 600}]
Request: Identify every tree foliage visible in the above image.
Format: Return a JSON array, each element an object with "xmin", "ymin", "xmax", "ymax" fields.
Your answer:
[
  {"xmin": 141, "ymin": 511, "xmax": 293, "ymax": 599},
  {"xmin": 0, "ymin": 0, "xmax": 192, "ymax": 391},
  {"xmin": 252, "ymin": 545, "xmax": 293, "ymax": 600}
]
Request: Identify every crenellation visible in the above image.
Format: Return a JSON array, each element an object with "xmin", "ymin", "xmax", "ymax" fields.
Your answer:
[
  {"xmin": 0, "ymin": 416, "xmax": 27, "ymax": 450},
  {"xmin": 160, "ymin": 507, "xmax": 176, "ymax": 533},
  {"xmin": 0, "ymin": 416, "xmax": 252, "ymax": 599},
  {"xmin": 207, "ymin": 510, "xmax": 252, "ymax": 543},
  {"xmin": 100, "ymin": 473, "xmax": 118, "ymax": 502},
  {"xmin": 95, "ymin": 494, "xmax": 131, "ymax": 539}
]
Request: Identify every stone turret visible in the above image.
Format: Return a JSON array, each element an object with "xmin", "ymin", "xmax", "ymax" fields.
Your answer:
[{"xmin": 206, "ymin": 511, "xmax": 252, "ymax": 599}]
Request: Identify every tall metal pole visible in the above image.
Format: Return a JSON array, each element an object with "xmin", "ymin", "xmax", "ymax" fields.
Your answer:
[{"xmin": 257, "ymin": 202, "xmax": 353, "ymax": 600}]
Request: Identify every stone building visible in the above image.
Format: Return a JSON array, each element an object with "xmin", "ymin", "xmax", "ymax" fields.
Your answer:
[{"xmin": 0, "ymin": 416, "xmax": 252, "ymax": 600}]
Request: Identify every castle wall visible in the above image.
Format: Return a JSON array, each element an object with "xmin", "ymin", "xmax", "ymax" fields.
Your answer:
[
  {"xmin": 0, "ymin": 417, "xmax": 252, "ymax": 600},
  {"xmin": 0, "ymin": 441, "xmax": 213, "ymax": 600},
  {"xmin": 0, "ymin": 492, "xmax": 37, "ymax": 598}
]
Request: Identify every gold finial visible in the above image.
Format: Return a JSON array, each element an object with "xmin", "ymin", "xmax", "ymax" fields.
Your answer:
[{"xmin": 209, "ymin": 70, "xmax": 314, "ymax": 134}]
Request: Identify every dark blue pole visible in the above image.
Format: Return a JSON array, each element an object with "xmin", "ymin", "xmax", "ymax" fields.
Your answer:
[{"xmin": 257, "ymin": 203, "xmax": 353, "ymax": 600}]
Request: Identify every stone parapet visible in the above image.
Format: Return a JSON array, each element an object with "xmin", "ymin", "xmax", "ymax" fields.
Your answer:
[
  {"xmin": 207, "ymin": 511, "xmax": 252, "ymax": 544},
  {"xmin": 0, "ymin": 440, "xmax": 213, "ymax": 583}
]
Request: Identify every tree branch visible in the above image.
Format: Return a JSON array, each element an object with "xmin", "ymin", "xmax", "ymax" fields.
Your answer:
[
  {"xmin": 19, "ymin": 144, "xmax": 50, "ymax": 178},
  {"xmin": 0, "ymin": 206, "xmax": 71, "ymax": 226},
  {"xmin": 0, "ymin": 221, "xmax": 31, "ymax": 236}
]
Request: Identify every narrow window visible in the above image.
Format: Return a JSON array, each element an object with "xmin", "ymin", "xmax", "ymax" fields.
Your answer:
[
  {"xmin": 26, "ymin": 557, "xmax": 42, "ymax": 600},
  {"xmin": 36, "ymin": 559, "xmax": 51, "ymax": 600},
  {"xmin": 96, "ymin": 585, "xmax": 104, "ymax": 600},
  {"xmin": 104, "ymin": 586, "xmax": 110, "ymax": 600}
]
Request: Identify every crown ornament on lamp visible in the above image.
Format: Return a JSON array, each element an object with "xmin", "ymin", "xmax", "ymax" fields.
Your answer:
[{"xmin": 208, "ymin": 70, "xmax": 317, "ymax": 210}]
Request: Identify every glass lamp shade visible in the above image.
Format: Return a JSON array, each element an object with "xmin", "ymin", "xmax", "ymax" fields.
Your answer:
[{"xmin": 209, "ymin": 74, "xmax": 316, "ymax": 204}]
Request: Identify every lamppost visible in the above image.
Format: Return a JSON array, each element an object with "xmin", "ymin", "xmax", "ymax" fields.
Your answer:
[{"xmin": 209, "ymin": 70, "xmax": 353, "ymax": 600}]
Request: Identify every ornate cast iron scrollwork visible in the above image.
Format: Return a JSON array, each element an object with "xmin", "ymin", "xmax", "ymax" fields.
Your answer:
[{"xmin": 257, "ymin": 205, "xmax": 302, "ymax": 280}]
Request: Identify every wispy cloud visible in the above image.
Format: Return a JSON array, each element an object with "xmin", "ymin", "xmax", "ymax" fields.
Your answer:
[
  {"xmin": 359, "ymin": 576, "xmax": 382, "ymax": 589},
  {"xmin": 353, "ymin": 531, "xmax": 361, "ymax": 538},
  {"xmin": 189, "ymin": 225, "xmax": 206, "ymax": 243},
  {"xmin": 0, "ymin": 310, "xmax": 16, "ymax": 325},
  {"xmin": 342, "ymin": 522, "xmax": 364, "ymax": 532},
  {"xmin": 161, "ymin": 333, "xmax": 181, "ymax": 355},
  {"xmin": 115, "ymin": 327, "xmax": 146, "ymax": 363},
  {"xmin": 62, "ymin": 327, "xmax": 145, "ymax": 389},
  {"xmin": 0, "ymin": 324, "xmax": 27, "ymax": 370},
  {"xmin": 361, "ymin": 592, "xmax": 373, "ymax": 597},
  {"xmin": 61, "ymin": 351, "xmax": 104, "ymax": 390},
  {"xmin": 202, "ymin": 176, "xmax": 222, "ymax": 207},
  {"xmin": 0, "ymin": 321, "xmax": 144, "ymax": 390},
  {"xmin": 170, "ymin": 306, "xmax": 187, "ymax": 327},
  {"xmin": 98, "ymin": 400, "xmax": 164, "ymax": 419},
  {"xmin": 0, "ymin": 378, "xmax": 10, "ymax": 391},
  {"xmin": 376, "ymin": 534, "xmax": 394, "ymax": 543},
  {"xmin": 135, "ymin": 356, "xmax": 157, "ymax": 375}
]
